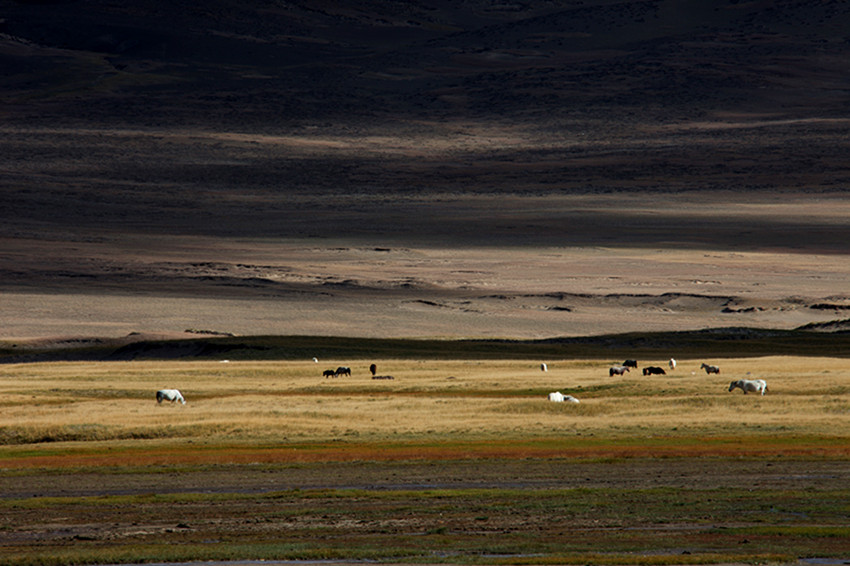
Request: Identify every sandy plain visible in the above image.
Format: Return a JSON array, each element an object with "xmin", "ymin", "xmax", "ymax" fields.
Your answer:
[{"xmin": 3, "ymin": 122, "xmax": 850, "ymax": 342}]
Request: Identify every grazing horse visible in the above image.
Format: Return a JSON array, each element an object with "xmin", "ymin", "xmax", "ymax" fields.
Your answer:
[
  {"xmin": 156, "ymin": 389, "xmax": 186, "ymax": 405},
  {"xmin": 369, "ymin": 363, "xmax": 377, "ymax": 376},
  {"xmin": 540, "ymin": 362, "xmax": 548, "ymax": 372},
  {"xmin": 335, "ymin": 366, "xmax": 351, "ymax": 377},
  {"xmin": 701, "ymin": 363, "xmax": 720, "ymax": 374},
  {"xmin": 549, "ymin": 391, "xmax": 579, "ymax": 403},
  {"xmin": 623, "ymin": 359, "xmax": 638, "ymax": 369},
  {"xmin": 609, "ymin": 365, "xmax": 630, "ymax": 376},
  {"xmin": 668, "ymin": 358, "xmax": 677, "ymax": 370},
  {"xmin": 643, "ymin": 366, "xmax": 666, "ymax": 376},
  {"xmin": 729, "ymin": 379, "xmax": 768, "ymax": 395},
  {"xmin": 323, "ymin": 369, "xmax": 336, "ymax": 378}
]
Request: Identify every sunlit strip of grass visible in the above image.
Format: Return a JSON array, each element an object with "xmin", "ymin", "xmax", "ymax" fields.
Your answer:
[{"xmin": 0, "ymin": 423, "xmax": 216, "ymax": 445}]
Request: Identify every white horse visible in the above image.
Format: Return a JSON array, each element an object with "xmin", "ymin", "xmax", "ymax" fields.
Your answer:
[
  {"xmin": 668, "ymin": 358, "xmax": 677, "ymax": 370},
  {"xmin": 548, "ymin": 392, "xmax": 580, "ymax": 403},
  {"xmin": 540, "ymin": 363, "xmax": 548, "ymax": 372},
  {"xmin": 701, "ymin": 363, "xmax": 720, "ymax": 374},
  {"xmin": 609, "ymin": 365, "xmax": 630, "ymax": 376},
  {"xmin": 156, "ymin": 389, "xmax": 186, "ymax": 405},
  {"xmin": 728, "ymin": 379, "xmax": 767, "ymax": 396}
]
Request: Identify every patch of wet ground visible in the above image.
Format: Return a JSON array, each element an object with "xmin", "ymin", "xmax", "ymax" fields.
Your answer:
[
  {"xmin": 4, "ymin": 458, "xmax": 850, "ymax": 499},
  {"xmin": 5, "ymin": 458, "xmax": 850, "ymax": 565}
]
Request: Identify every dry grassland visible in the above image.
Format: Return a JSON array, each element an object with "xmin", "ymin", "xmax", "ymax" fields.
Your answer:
[
  {"xmin": 2, "ymin": 356, "xmax": 850, "ymax": 565},
  {"xmin": 2, "ymin": 356, "xmax": 848, "ymax": 460}
]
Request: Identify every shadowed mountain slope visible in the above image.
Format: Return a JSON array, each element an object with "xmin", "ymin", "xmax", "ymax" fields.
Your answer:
[
  {"xmin": 3, "ymin": 1, "xmax": 850, "ymax": 340},
  {"xmin": 4, "ymin": 0, "xmax": 850, "ymax": 126},
  {"xmin": 3, "ymin": 0, "xmax": 850, "ymax": 243}
]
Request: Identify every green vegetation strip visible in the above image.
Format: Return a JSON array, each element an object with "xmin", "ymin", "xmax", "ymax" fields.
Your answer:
[{"xmin": 4, "ymin": 486, "xmax": 843, "ymax": 565}]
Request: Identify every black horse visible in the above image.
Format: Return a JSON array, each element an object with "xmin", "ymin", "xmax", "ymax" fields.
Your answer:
[{"xmin": 642, "ymin": 366, "xmax": 666, "ymax": 376}]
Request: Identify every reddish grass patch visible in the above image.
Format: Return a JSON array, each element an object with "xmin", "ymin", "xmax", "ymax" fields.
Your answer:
[{"xmin": 4, "ymin": 436, "xmax": 849, "ymax": 469}]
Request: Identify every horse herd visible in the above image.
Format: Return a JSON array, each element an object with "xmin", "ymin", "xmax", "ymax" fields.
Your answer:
[
  {"xmin": 323, "ymin": 364, "xmax": 389, "ymax": 379},
  {"xmin": 156, "ymin": 356, "xmax": 769, "ymax": 408},
  {"xmin": 155, "ymin": 363, "xmax": 375, "ymax": 406},
  {"xmin": 323, "ymin": 366, "xmax": 352, "ymax": 378},
  {"xmin": 603, "ymin": 358, "xmax": 767, "ymax": 395},
  {"xmin": 550, "ymin": 358, "xmax": 768, "ymax": 403}
]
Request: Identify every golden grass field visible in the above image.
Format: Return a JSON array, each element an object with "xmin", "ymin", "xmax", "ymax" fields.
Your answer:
[{"xmin": 2, "ymin": 356, "xmax": 849, "ymax": 460}]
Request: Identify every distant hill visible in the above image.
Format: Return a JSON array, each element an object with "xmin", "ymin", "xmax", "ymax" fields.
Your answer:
[{"xmin": 4, "ymin": 0, "xmax": 850, "ymax": 126}]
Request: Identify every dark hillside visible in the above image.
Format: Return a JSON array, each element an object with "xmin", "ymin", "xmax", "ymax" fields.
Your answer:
[
  {"xmin": 3, "ymin": 1, "xmax": 850, "ymax": 340},
  {"xmin": 4, "ymin": 0, "xmax": 850, "ymax": 244},
  {"xmin": 4, "ymin": 0, "xmax": 850, "ymax": 127}
]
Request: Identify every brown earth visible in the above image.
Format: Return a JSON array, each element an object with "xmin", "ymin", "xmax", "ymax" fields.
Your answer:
[{"xmin": 3, "ymin": 1, "xmax": 850, "ymax": 342}]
